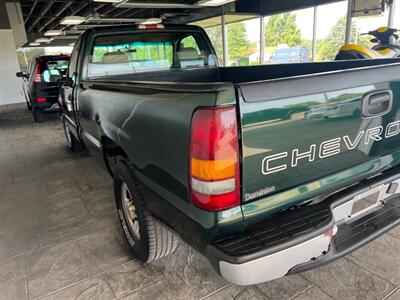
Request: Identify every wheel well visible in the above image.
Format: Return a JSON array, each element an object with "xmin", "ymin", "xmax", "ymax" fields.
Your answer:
[{"xmin": 102, "ymin": 136, "xmax": 128, "ymax": 176}]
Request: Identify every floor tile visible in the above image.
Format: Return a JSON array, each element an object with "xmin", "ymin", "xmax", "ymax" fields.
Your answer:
[
  {"xmin": 105, "ymin": 261, "xmax": 158, "ymax": 298},
  {"xmin": 293, "ymin": 286, "xmax": 333, "ymax": 300},
  {"xmin": 40, "ymin": 275, "xmax": 116, "ymax": 300},
  {"xmin": 385, "ymin": 288, "xmax": 400, "ymax": 300},
  {"xmin": 77, "ymin": 227, "xmax": 133, "ymax": 276},
  {"xmin": 348, "ymin": 235, "xmax": 400, "ymax": 285},
  {"xmin": 204, "ymin": 284, "xmax": 269, "ymax": 300},
  {"xmin": 120, "ymin": 280, "xmax": 172, "ymax": 300},
  {"xmin": 257, "ymin": 274, "xmax": 312, "ymax": 300},
  {"xmin": 151, "ymin": 243, "xmax": 229, "ymax": 300},
  {"xmin": 303, "ymin": 258, "xmax": 394, "ymax": 300},
  {"xmin": 0, "ymin": 276, "xmax": 27, "ymax": 300},
  {"xmin": 25, "ymin": 240, "xmax": 88, "ymax": 299},
  {"xmin": 0, "ymin": 255, "xmax": 25, "ymax": 283},
  {"xmin": 0, "ymin": 226, "xmax": 41, "ymax": 259}
]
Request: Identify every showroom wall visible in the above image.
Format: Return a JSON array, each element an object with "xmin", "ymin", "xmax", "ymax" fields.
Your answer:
[{"xmin": 0, "ymin": 1, "xmax": 24, "ymax": 105}]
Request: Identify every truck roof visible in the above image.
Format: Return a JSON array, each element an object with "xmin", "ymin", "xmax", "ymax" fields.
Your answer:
[{"xmin": 86, "ymin": 24, "xmax": 204, "ymax": 35}]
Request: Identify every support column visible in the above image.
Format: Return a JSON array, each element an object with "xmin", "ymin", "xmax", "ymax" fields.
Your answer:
[
  {"xmin": 388, "ymin": 0, "xmax": 396, "ymax": 27},
  {"xmin": 221, "ymin": 12, "xmax": 228, "ymax": 67},
  {"xmin": 345, "ymin": 0, "xmax": 353, "ymax": 44},
  {"xmin": 0, "ymin": 1, "xmax": 24, "ymax": 105},
  {"xmin": 260, "ymin": 16, "xmax": 265, "ymax": 64},
  {"xmin": 312, "ymin": 6, "xmax": 317, "ymax": 62}
]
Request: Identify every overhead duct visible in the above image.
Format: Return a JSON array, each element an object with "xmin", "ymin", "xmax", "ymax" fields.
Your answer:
[
  {"xmin": 114, "ymin": 1, "xmax": 202, "ymax": 9},
  {"xmin": 85, "ymin": 16, "xmax": 147, "ymax": 23},
  {"xmin": 114, "ymin": 0, "xmax": 235, "ymax": 9}
]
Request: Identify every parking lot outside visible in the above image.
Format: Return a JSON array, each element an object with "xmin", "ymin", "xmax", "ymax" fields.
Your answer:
[{"xmin": 0, "ymin": 103, "xmax": 400, "ymax": 300}]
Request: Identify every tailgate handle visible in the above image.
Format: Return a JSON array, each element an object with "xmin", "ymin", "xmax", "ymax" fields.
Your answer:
[{"xmin": 362, "ymin": 90, "xmax": 393, "ymax": 118}]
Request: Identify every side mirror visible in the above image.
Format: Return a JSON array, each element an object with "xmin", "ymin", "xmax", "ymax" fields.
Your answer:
[{"xmin": 16, "ymin": 71, "xmax": 26, "ymax": 78}]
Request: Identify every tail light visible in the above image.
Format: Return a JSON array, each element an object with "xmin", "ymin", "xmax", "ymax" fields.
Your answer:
[
  {"xmin": 37, "ymin": 97, "xmax": 47, "ymax": 103},
  {"xmin": 189, "ymin": 106, "xmax": 240, "ymax": 211},
  {"xmin": 33, "ymin": 62, "xmax": 42, "ymax": 83}
]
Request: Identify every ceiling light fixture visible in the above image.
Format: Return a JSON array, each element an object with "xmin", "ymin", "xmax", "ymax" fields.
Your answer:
[
  {"xmin": 197, "ymin": 0, "xmax": 236, "ymax": 6},
  {"xmin": 93, "ymin": 0, "xmax": 124, "ymax": 2},
  {"xmin": 29, "ymin": 42, "xmax": 40, "ymax": 46},
  {"xmin": 44, "ymin": 30, "xmax": 63, "ymax": 36},
  {"xmin": 60, "ymin": 16, "xmax": 86, "ymax": 25},
  {"xmin": 85, "ymin": 16, "xmax": 144, "ymax": 23},
  {"xmin": 35, "ymin": 38, "xmax": 51, "ymax": 43}
]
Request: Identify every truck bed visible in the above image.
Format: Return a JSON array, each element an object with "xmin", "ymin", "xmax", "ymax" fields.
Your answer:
[{"xmin": 92, "ymin": 58, "xmax": 400, "ymax": 84}]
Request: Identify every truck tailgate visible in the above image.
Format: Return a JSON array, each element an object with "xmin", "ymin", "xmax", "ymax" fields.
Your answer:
[{"xmin": 238, "ymin": 62, "xmax": 400, "ymax": 221}]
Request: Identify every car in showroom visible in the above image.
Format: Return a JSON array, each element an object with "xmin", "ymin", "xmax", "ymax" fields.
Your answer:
[
  {"xmin": 60, "ymin": 24, "xmax": 400, "ymax": 286},
  {"xmin": 16, "ymin": 54, "xmax": 70, "ymax": 122}
]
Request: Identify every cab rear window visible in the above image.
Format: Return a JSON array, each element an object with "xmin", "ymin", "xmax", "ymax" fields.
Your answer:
[{"xmin": 87, "ymin": 31, "xmax": 217, "ymax": 78}]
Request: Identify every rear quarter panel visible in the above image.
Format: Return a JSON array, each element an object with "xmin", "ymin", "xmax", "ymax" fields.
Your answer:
[{"xmin": 77, "ymin": 81, "xmax": 244, "ymax": 250}]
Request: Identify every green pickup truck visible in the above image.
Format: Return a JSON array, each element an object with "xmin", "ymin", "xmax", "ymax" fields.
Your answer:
[{"xmin": 61, "ymin": 24, "xmax": 400, "ymax": 285}]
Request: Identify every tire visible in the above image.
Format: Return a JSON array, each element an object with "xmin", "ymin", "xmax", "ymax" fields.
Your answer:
[
  {"xmin": 32, "ymin": 107, "xmax": 42, "ymax": 122},
  {"xmin": 62, "ymin": 115, "xmax": 83, "ymax": 152},
  {"xmin": 114, "ymin": 158, "xmax": 178, "ymax": 262}
]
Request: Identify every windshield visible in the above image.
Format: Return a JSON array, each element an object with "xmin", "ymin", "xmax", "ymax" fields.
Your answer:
[{"xmin": 88, "ymin": 31, "xmax": 217, "ymax": 78}]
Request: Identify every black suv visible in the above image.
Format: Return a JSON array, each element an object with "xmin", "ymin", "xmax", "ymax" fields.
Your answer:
[{"xmin": 16, "ymin": 55, "xmax": 70, "ymax": 122}]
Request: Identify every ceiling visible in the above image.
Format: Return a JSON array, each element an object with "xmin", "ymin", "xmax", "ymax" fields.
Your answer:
[
  {"xmin": 16, "ymin": 0, "xmax": 345, "ymax": 47},
  {"xmin": 18, "ymin": 0, "xmax": 235, "ymax": 46}
]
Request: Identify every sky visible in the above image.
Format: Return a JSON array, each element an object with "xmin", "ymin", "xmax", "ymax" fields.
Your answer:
[{"xmin": 245, "ymin": 0, "xmax": 395, "ymax": 42}]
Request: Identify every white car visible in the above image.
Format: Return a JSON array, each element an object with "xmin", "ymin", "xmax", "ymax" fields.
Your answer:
[{"xmin": 306, "ymin": 98, "xmax": 360, "ymax": 119}]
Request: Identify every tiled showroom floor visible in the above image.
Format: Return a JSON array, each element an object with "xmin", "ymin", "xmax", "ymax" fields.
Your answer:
[{"xmin": 1, "ymin": 103, "xmax": 400, "ymax": 300}]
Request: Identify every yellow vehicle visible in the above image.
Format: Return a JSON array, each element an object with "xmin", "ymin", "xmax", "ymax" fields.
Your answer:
[{"xmin": 336, "ymin": 27, "xmax": 400, "ymax": 60}]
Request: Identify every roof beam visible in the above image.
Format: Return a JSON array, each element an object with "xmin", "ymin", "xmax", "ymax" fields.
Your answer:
[
  {"xmin": 39, "ymin": 1, "xmax": 73, "ymax": 32},
  {"xmin": 28, "ymin": 1, "xmax": 55, "ymax": 32},
  {"xmin": 24, "ymin": 0, "xmax": 38, "ymax": 25}
]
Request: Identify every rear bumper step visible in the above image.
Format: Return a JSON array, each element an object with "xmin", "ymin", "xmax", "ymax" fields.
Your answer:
[
  {"xmin": 289, "ymin": 194, "xmax": 400, "ymax": 274},
  {"xmin": 206, "ymin": 168, "xmax": 400, "ymax": 285}
]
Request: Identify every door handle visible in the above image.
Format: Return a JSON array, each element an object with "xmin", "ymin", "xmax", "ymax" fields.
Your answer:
[{"xmin": 361, "ymin": 90, "xmax": 393, "ymax": 118}]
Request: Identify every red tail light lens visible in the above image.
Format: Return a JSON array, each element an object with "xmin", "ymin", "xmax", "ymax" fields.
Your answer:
[
  {"xmin": 189, "ymin": 106, "xmax": 240, "ymax": 211},
  {"xmin": 33, "ymin": 62, "xmax": 42, "ymax": 83},
  {"xmin": 37, "ymin": 97, "xmax": 47, "ymax": 103}
]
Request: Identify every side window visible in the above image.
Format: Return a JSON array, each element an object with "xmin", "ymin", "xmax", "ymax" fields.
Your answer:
[
  {"xmin": 177, "ymin": 35, "xmax": 210, "ymax": 68},
  {"xmin": 68, "ymin": 39, "xmax": 81, "ymax": 80},
  {"xmin": 179, "ymin": 35, "xmax": 200, "ymax": 52}
]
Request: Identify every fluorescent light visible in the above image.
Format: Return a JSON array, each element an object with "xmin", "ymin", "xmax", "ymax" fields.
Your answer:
[
  {"xmin": 63, "ymin": 30, "xmax": 84, "ymax": 35},
  {"xmin": 60, "ymin": 16, "xmax": 86, "ymax": 25},
  {"xmin": 197, "ymin": 0, "xmax": 235, "ymax": 6},
  {"xmin": 29, "ymin": 42, "xmax": 40, "ymax": 46},
  {"xmin": 35, "ymin": 38, "xmax": 51, "ymax": 43},
  {"xmin": 140, "ymin": 18, "xmax": 163, "ymax": 25},
  {"xmin": 44, "ymin": 30, "xmax": 63, "ymax": 36},
  {"xmin": 93, "ymin": 0, "xmax": 123, "ymax": 2}
]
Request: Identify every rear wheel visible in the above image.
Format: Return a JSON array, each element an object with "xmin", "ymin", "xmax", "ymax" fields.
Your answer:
[
  {"xmin": 32, "ymin": 107, "xmax": 42, "ymax": 123},
  {"xmin": 114, "ymin": 158, "xmax": 178, "ymax": 262},
  {"xmin": 62, "ymin": 115, "xmax": 83, "ymax": 152}
]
